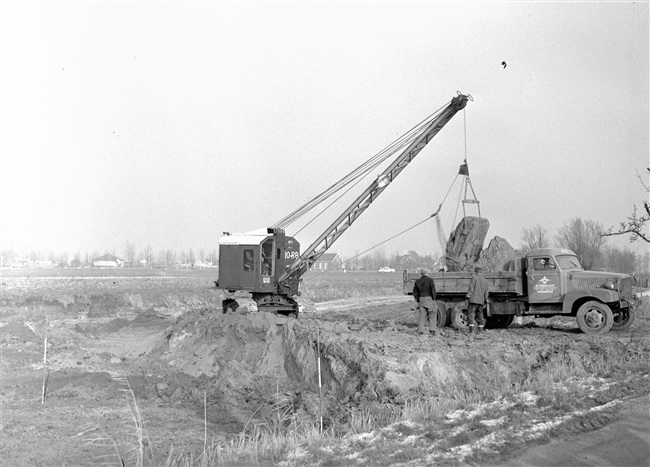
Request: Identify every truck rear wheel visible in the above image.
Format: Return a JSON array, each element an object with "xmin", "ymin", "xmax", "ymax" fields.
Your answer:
[
  {"xmin": 451, "ymin": 305, "xmax": 469, "ymax": 330},
  {"xmin": 576, "ymin": 301, "xmax": 614, "ymax": 334},
  {"xmin": 485, "ymin": 315, "xmax": 515, "ymax": 329},
  {"xmin": 612, "ymin": 308, "xmax": 635, "ymax": 331},
  {"xmin": 435, "ymin": 300, "xmax": 451, "ymax": 328}
]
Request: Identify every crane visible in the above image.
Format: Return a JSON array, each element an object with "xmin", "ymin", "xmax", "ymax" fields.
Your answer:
[{"xmin": 215, "ymin": 92, "xmax": 471, "ymax": 317}]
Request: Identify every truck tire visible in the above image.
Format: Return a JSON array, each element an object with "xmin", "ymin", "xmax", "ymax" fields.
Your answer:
[
  {"xmin": 576, "ymin": 301, "xmax": 614, "ymax": 334},
  {"xmin": 451, "ymin": 305, "xmax": 469, "ymax": 330},
  {"xmin": 485, "ymin": 315, "xmax": 515, "ymax": 329},
  {"xmin": 435, "ymin": 300, "xmax": 451, "ymax": 328},
  {"xmin": 612, "ymin": 308, "xmax": 635, "ymax": 331}
]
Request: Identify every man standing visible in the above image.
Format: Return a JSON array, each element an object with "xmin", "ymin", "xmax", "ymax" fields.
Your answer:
[
  {"xmin": 465, "ymin": 266, "xmax": 489, "ymax": 339},
  {"xmin": 413, "ymin": 268, "xmax": 437, "ymax": 335}
]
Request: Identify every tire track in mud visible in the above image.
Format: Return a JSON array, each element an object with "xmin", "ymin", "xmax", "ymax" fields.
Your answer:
[{"xmin": 505, "ymin": 395, "xmax": 650, "ymax": 467}]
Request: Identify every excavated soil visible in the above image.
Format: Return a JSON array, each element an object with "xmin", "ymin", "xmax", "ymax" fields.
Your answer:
[{"xmin": 1, "ymin": 272, "xmax": 649, "ymax": 466}]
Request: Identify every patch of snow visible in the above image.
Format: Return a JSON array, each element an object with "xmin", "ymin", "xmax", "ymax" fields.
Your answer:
[
  {"xmin": 404, "ymin": 434, "xmax": 420, "ymax": 444},
  {"xmin": 349, "ymin": 431, "xmax": 378, "ymax": 442},
  {"xmin": 514, "ymin": 390, "xmax": 539, "ymax": 405},
  {"xmin": 480, "ymin": 416, "xmax": 506, "ymax": 426}
]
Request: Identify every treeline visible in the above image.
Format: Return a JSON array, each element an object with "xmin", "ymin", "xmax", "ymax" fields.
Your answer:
[
  {"xmin": 520, "ymin": 218, "xmax": 649, "ymax": 280},
  {"xmin": 2, "ymin": 217, "xmax": 649, "ymax": 281},
  {"xmin": 0, "ymin": 243, "xmax": 218, "ymax": 269}
]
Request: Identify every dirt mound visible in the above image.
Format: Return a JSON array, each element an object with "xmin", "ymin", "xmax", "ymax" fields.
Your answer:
[
  {"xmin": 150, "ymin": 308, "xmax": 567, "ymax": 409},
  {"xmin": 0, "ymin": 321, "xmax": 41, "ymax": 344}
]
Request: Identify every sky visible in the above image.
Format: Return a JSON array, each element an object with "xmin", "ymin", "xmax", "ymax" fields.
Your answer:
[{"xmin": 1, "ymin": 1, "xmax": 648, "ymax": 262}]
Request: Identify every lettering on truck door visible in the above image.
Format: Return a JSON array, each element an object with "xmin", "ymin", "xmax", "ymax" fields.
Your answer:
[{"xmin": 527, "ymin": 256, "xmax": 561, "ymax": 304}]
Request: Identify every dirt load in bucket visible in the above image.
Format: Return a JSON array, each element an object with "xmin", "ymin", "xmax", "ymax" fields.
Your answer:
[{"xmin": 1, "ymin": 269, "xmax": 649, "ymax": 466}]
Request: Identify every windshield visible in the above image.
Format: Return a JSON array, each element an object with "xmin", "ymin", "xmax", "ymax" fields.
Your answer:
[{"xmin": 556, "ymin": 255, "xmax": 582, "ymax": 270}]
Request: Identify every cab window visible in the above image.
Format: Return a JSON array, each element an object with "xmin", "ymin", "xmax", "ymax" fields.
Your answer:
[
  {"xmin": 532, "ymin": 257, "xmax": 556, "ymax": 271},
  {"xmin": 243, "ymin": 249, "xmax": 254, "ymax": 271},
  {"xmin": 556, "ymin": 255, "xmax": 582, "ymax": 270},
  {"xmin": 261, "ymin": 240, "xmax": 274, "ymax": 276}
]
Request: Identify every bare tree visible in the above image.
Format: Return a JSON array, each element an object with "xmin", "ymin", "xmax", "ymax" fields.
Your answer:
[
  {"xmin": 141, "ymin": 244, "xmax": 154, "ymax": 267},
  {"xmin": 520, "ymin": 224, "xmax": 551, "ymax": 253},
  {"xmin": 57, "ymin": 251, "xmax": 69, "ymax": 267},
  {"xmin": 636, "ymin": 251, "xmax": 650, "ymax": 286},
  {"xmin": 555, "ymin": 218, "xmax": 607, "ymax": 270},
  {"xmin": 1, "ymin": 249, "xmax": 17, "ymax": 266},
  {"xmin": 372, "ymin": 249, "xmax": 388, "ymax": 269},
  {"xmin": 124, "ymin": 241, "xmax": 136, "ymax": 266},
  {"xmin": 165, "ymin": 249, "xmax": 177, "ymax": 267},
  {"xmin": 70, "ymin": 251, "xmax": 82, "ymax": 268},
  {"xmin": 601, "ymin": 245, "xmax": 637, "ymax": 274},
  {"xmin": 602, "ymin": 168, "xmax": 650, "ymax": 243},
  {"xmin": 157, "ymin": 249, "xmax": 167, "ymax": 266},
  {"xmin": 359, "ymin": 253, "xmax": 373, "ymax": 270}
]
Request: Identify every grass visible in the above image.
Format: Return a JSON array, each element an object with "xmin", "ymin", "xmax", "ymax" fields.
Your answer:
[
  {"xmin": 77, "ymin": 372, "xmax": 156, "ymax": 467},
  {"xmin": 84, "ymin": 297, "xmax": 650, "ymax": 466},
  {"xmin": 20, "ymin": 270, "xmax": 633, "ymax": 467}
]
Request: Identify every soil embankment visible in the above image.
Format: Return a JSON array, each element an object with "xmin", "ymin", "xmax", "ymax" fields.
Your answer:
[{"xmin": 1, "ymin": 274, "xmax": 649, "ymax": 465}]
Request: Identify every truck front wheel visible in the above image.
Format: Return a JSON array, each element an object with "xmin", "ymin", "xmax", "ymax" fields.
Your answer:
[
  {"xmin": 612, "ymin": 308, "xmax": 635, "ymax": 331},
  {"xmin": 576, "ymin": 301, "xmax": 614, "ymax": 334}
]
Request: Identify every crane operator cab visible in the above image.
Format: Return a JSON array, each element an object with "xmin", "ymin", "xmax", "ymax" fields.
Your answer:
[{"xmin": 215, "ymin": 228, "xmax": 301, "ymax": 313}]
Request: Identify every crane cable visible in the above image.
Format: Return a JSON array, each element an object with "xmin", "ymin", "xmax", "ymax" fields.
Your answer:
[
  {"xmin": 273, "ymin": 110, "xmax": 440, "ymax": 229},
  {"xmin": 303, "ymin": 171, "xmax": 461, "ymax": 282},
  {"xmin": 272, "ymin": 100, "xmax": 451, "ymax": 230},
  {"xmin": 305, "ymin": 100, "xmax": 475, "ymax": 280},
  {"xmin": 451, "ymin": 107, "xmax": 475, "ymax": 228}
]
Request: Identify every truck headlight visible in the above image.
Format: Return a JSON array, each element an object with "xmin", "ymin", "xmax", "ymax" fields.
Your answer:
[{"xmin": 602, "ymin": 281, "xmax": 615, "ymax": 290}]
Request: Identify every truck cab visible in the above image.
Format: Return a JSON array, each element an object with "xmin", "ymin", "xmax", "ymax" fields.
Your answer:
[
  {"xmin": 525, "ymin": 248, "xmax": 574, "ymax": 306},
  {"xmin": 524, "ymin": 248, "xmax": 637, "ymax": 316}
]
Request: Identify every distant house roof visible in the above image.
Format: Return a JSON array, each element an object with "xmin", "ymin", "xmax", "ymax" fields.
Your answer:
[
  {"xmin": 318, "ymin": 253, "xmax": 341, "ymax": 263},
  {"xmin": 93, "ymin": 254, "xmax": 124, "ymax": 262},
  {"xmin": 396, "ymin": 250, "xmax": 422, "ymax": 263}
]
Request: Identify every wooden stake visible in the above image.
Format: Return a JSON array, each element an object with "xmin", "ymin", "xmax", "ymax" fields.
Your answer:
[
  {"xmin": 203, "ymin": 392, "xmax": 207, "ymax": 454},
  {"xmin": 317, "ymin": 327, "xmax": 322, "ymax": 434},
  {"xmin": 41, "ymin": 322, "xmax": 48, "ymax": 405}
]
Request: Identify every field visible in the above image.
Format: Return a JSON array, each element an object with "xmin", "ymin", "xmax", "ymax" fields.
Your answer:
[{"xmin": 1, "ymin": 268, "xmax": 649, "ymax": 466}]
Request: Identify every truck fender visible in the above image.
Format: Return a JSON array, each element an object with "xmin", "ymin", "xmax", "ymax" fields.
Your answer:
[{"xmin": 562, "ymin": 289, "xmax": 619, "ymax": 314}]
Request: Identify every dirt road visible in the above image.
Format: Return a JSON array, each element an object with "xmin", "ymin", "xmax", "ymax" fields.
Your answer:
[{"xmin": 505, "ymin": 395, "xmax": 650, "ymax": 467}]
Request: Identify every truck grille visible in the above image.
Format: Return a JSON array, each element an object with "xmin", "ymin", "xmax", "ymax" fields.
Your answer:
[
  {"xmin": 571, "ymin": 279, "xmax": 601, "ymax": 290},
  {"xmin": 618, "ymin": 277, "xmax": 636, "ymax": 302}
]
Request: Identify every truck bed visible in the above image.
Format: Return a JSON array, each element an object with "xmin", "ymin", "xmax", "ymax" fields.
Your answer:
[{"xmin": 403, "ymin": 270, "xmax": 521, "ymax": 296}]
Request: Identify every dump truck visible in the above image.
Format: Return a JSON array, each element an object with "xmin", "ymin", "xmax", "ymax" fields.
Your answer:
[{"xmin": 403, "ymin": 247, "xmax": 637, "ymax": 334}]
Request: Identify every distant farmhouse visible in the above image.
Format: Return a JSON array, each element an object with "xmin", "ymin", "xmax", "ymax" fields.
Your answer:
[
  {"xmin": 395, "ymin": 250, "xmax": 439, "ymax": 271},
  {"xmin": 92, "ymin": 254, "xmax": 124, "ymax": 268},
  {"xmin": 395, "ymin": 250, "xmax": 423, "ymax": 271},
  {"xmin": 312, "ymin": 252, "xmax": 343, "ymax": 271}
]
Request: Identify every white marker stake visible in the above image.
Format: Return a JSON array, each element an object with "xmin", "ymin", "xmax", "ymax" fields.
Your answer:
[{"xmin": 41, "ymin": 324, "xmax": 48, "ymax": 404}]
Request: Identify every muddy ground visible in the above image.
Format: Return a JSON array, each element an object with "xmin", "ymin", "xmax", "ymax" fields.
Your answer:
[{"xmin": 1, "ymin": 271, "xmax": 649, "ymax": 466}]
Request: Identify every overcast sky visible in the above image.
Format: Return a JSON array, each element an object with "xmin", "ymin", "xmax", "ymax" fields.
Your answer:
[{"xmin": 1, "ymin": 1, "xmax": 648, "ymax": 261}]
